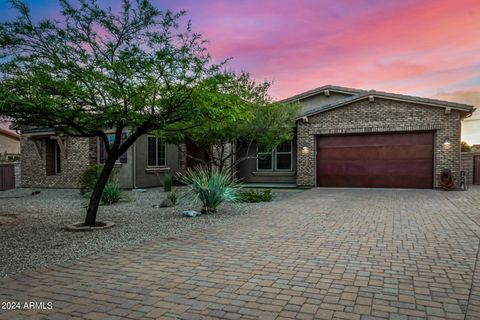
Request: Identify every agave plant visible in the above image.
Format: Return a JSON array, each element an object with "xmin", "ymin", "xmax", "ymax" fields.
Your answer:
[{"xmin": 178, "ymin": 166, "xmax": 237, "ymax": 214}]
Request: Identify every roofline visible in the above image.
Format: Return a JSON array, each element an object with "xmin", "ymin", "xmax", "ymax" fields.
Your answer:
[
  {"xmin": 281, "ymin": 85, "xmax": 366, "ymax": 103},
  {"xmin": 0, "ymin": 127, "xmax": 20, "ymax": 140},
  {"xmin": 21, "ymin": 127, "xmax": 57, "ymax": 137},
  {"xmin": 297, "ymin": 92, "xmax": 475, "ymax": 120}
]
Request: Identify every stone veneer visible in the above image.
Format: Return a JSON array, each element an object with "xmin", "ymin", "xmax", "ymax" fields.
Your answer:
[
  {"xmin": 21, "ymin": 136, "xmax": 97, "ymax": 188},
  {"xmin": 297, "ymin": 98, "xmax": 463, "ymax": 188}
]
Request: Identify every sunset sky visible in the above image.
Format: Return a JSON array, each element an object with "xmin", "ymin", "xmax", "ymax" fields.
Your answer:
[{"xmin": 1, "ymin": 0, "xmax": 480, "ymax": 141}]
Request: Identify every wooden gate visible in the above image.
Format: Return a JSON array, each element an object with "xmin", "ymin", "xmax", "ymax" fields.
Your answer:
[
  {"xmin": 475, "ymin": 156, "xmax": 480, "ymax": 185},
  {"xmin": 0, "ymin": 163, "xmax": 15, "ymax": 190}
]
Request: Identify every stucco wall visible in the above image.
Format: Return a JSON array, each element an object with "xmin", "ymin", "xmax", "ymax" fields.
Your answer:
[
  {"xmin": 300, "ymin": 92, "xmax": 352, "ymax": 114},
  {"xmin": 0, "ymin": 134, "xmax": 20, "ymax": 155},
  {"xmin": 297, "ymin": 98, "xmax": 463, "ymax": 188},
  {"xmin": 134, "ymin": 134, "xmax": 180, "ymax": 188}
]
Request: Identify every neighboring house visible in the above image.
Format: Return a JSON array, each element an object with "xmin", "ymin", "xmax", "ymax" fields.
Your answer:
[
  {"xmin": 20, "ymin": 85, "xmax": 475, "ymax": 189},
  {"xmin": 0, "ymin": 127, "xmax": 20, "ymax": 161},
  {"xmin": 471, "ymin": 145, "xmax": 480, "ymax": 152},
  {"xmin": 462, "ymin": 113, "xmax": 480, "ymax": 145}
]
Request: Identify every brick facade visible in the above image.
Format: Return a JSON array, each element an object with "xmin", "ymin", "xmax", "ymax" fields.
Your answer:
[
  {"xmin": 21, "ymin": 136, "xmax": 97, "ymax": 188},
  {"xmin": 297, "ymin": 98, "xmax": 463, "ymax": 188}
]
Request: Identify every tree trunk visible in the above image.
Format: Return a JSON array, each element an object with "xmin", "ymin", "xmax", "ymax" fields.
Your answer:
[{"xmin": 84, "ymin": 155, "xmax": 117, "ymax": 227}]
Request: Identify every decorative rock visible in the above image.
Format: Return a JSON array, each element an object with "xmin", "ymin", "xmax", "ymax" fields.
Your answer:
[
  {"xmin": 160, "ymin": 198, "xmax": 174, "ymax": 207},
  {"xmin": 182, "ymin": 210, "xmax": 201, "ymax": 217}
]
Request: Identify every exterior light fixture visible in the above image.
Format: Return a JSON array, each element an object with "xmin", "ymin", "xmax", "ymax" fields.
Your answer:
[
  {"xmin": 443, "ymin": 139, "xmax": 451, "ymax": 147},
  {"xmin": 302, "ymin": 146, "xmax": 310, "ymax": 154}
]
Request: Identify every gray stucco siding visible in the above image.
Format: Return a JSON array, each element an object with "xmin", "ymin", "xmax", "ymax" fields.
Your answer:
[{"xmin": 133, "ymin": 135, "xmax": 180, "ymax": 188}]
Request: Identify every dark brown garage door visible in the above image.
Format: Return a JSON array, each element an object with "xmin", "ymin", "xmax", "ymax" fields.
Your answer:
[{"xmin": 316, "ymin": 132, "xmax": 434, "ymax": 188}]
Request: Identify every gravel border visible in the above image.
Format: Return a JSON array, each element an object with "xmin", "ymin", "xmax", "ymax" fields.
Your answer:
[{"xmin": 0, "ymin": 187, "xmax": 303, "ymax": 278}]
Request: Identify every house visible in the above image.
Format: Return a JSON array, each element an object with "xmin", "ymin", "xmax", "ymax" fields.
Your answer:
[
  {"xmin": 0, "ymin": 127, "xmax": 20, "ymax": 161},
  {"xmin": 20, "ymin": 128, "xmax": 181, "ymax": 189},
  {"xmin": 20, "ymin": 85, "xmax": 475, "ymax": 189}
]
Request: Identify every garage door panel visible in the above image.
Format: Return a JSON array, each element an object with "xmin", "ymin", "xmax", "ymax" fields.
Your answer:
[
  {"xmin": 316, "ymin": 132, "xmax": 434, "ymax": 189},
  {"xmin": 318, "ymin": 160, "xmax": 433, "ymax": 176},
  {"xmin": 317, "ymin": 132, "xmax": 433, "ymax": 147},
  {"xmin": 317, "ymin": 145, "xmax": 433, "ymax": 161},
  {"xmin": 319, "ymin": 174, "xmax": 432, "ymax": 188}
]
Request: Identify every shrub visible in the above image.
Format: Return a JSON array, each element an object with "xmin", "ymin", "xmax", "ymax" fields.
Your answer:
[
  {"xmin": 237, "ymin": 189, "xmax": 273, "ymax": 203},
  {"xmin": 461, "ymin": 141, "xmax": 472, "ymax": 152},
  {"xmin": 163, "ymin": 173, "xmax": 173, "ymax": 192},
  {"xmin": 79, "ymin": 165, "xmax": 102, "ymax": 195},
  {"xmin": 167, "ymin": 190, "xmax": 178, "ymax": 206},
  {"xmin": 101, "ymin": 181, "xmax": 122, "ymax": 205},
  {"xmin": 80, "ymin": 164, "xmax": 118, "ymax": 196},
  {"xmin": 178, "ymin": 167, "xmax": 237, "ymax": 214}
]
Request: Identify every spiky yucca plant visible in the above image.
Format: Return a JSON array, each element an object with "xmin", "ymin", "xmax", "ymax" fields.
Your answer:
[
  {"xmin": 178, "ymin": 166, "xmax": 237, "ymax": 214},
  {"xmin": 101, "ymin": 181, "xmax": 122, "ymax": 205}
]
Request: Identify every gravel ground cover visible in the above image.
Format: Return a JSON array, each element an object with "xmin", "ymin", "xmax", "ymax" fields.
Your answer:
[{"xmin": 0, "ymin": 187, "xmax": 302, "ymax": 278}]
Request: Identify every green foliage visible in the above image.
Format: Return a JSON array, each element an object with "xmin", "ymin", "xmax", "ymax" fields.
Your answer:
[
  {"xmin": 237, "ymin": 189, "xmax": 273, "ymax": 203},
  {"xmin": 161, "ymin": 73, "xmax": 302, "ymax": 172},
  {"xmin": 80, "ymin": 165, "xmax": 117, "ymax": 196},
  {"xmin": 0, "ymin": 0, "xmax": 227, "ymax": 137},
  {"xmin": 178, "ymin": 167, "xmax": 237, "ymax": 213},
  {"xmin": 163, "ymin": 173, "xmax": 173, "ymax": 192},
  {"xmin": 0, "ymin": 0, "xmax": 247, "ymax": 225},
  {"xmin": 167, "ymin": 190, "xmax": 178, "ymax": 206},
  {"xmin": 101, "ymin": 181, "xmax": 122, "ymax": 205},
  {"xmin": 461, "ymin": 141, "xmax": 472, "ymax": 152},
  {"xmin": 79, "ymin": 165, "xmax": 102, "ymax": 196}
]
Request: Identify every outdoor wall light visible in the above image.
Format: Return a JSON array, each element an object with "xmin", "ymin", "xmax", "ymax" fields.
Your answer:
[
  {"xmin": 443, "ymin": 139, "xmax": 451, "ymax": 147},
  {"xmin": 302, "ymin": 146, "xmax": 310, "ymax": 154}
]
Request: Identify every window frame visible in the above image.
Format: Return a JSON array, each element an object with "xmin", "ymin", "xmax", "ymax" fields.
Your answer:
[
  {"xmin": 274, "ymin": 141, "xmax": 293, "ymax": 171},
  {"xmin": 256, "ymin": 147, "xmax": 274, "ymax": 171},
  {"xmin": 256, "ymin": 141, "xmax": 293, "ymax": 172},
  {"xmin": 147, "ymin": 135, "xmax": 167, "ymax": 167}
]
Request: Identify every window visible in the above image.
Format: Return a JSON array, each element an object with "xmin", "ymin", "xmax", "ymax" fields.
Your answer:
[
  {"xmin": 256, "ymin": 141, "xmax": 292, "ymax": 171},
  {"xmin": 45, "ymin": 139, "xmax": 61, "ymax": 175},
  {"xmin": 275, "ymin": 141, "xmax": 292, "ymax": 171},
  {"xmin": 99, "ymin": 133, "xmax": 127, "ymax": 163},
  {"xmin": 148, "ymin": 136, "xmax": 166, "ymax": 166},
  {"xmin": 257, "ymin": 145, "xmax": 273, "ymax": 171}
]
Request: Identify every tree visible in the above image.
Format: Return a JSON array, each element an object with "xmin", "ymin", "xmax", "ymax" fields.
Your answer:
[
  {"xmin": 0, "ymin": 0, "xmax": 237, "ymax": 226},
  {"xmin": 461, "ymin": 141, "xmax": 472, "ymax": 152},
  {"xmin": 162, "ymin": 73, "xmax": 301, "ymax": 174}
]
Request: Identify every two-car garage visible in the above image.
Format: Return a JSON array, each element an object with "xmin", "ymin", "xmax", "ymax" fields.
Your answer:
[
  {"xmin": 288, "ymin": 85, "xmax": 474, "ymax": 189},
  {"xmin": 316, "ymin": 132, "xmax": 434, "ymax": 189}
]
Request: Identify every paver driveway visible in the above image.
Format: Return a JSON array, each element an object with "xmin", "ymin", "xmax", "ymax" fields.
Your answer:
[{"xmin": 1, "ymin": 187, "xmax": 480, "ymax": 320}]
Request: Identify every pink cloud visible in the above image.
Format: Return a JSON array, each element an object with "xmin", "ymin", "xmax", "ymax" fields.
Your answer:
[
  {"xmin": 171, "ymin": 0, "xmax": 480, "ymax": 99},
  {"xmin": 4, "ymin": 0, "xmax": 480, "ymax": 101}
]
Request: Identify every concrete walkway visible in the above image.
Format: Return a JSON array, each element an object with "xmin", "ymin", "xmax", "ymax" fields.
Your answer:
[{"xmin": 1, "ymin": 187, "xmax": 480, "ymax": 320}]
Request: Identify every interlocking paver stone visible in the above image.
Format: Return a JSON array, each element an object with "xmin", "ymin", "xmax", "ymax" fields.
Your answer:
[{"xmin": 1, "ymin": 187, "xmax": 480, "ymax": 320}]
